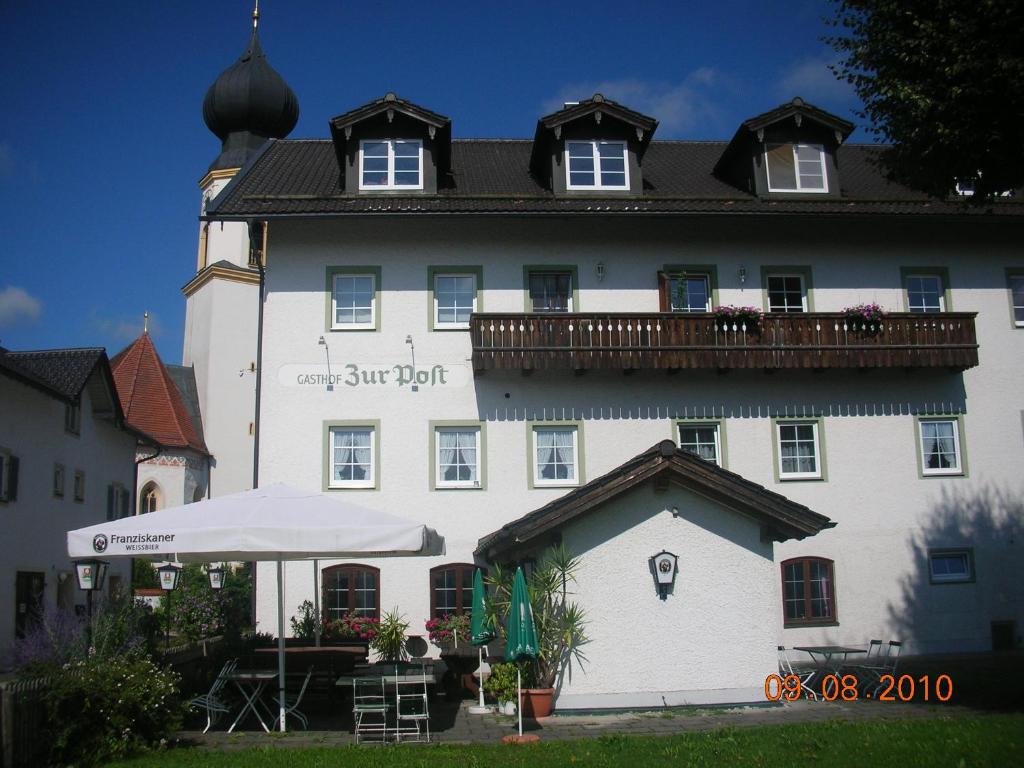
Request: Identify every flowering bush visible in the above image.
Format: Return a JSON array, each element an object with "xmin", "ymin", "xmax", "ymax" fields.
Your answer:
[
  {"xmin": 324, "ymin": 611, "xmax": 380, "ymax": 642},
  {"xmin": 843, "ymin": 302, "xmax": 886, "ymax": 325},
  {"xmin": 713, "ymin": 305, "xmax": 764, "ymax": 328},
  {"xmin": 46, "ymin": 654, "xmax": 182, "ymax": 766},
  {"xmin": 425, "ymin": 613, "xmax": 471, "ymax": 646},
  {"xmin": 173, "ymin": 588, "xmax": 222, "ymax": 642}
]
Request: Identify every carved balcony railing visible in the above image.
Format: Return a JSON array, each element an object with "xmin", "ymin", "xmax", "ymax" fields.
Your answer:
[{"xmin": 470, "ymin": 312, "xmax": 978, "ymax": 372}]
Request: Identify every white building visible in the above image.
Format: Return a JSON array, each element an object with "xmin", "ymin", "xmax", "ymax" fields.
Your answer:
[
  {"xmin": 0, "ymin": 347, "xmax": 136, "ymax": 649},
  {"xmin": 191, "ymin": 23, "xmax": 1024, "ymax": 708}
]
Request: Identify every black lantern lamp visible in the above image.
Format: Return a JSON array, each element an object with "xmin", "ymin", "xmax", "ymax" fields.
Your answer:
[
  {"xmin": 207, "ymin": 566, "xmax": 225, "ymax": 591},
  {"xmin": 158, "ymin": 563, "xmax": 182, "ymax": 646},
  {"xmin": 74, "ymin": 559, "xmax": 108, "ymax": 649},
  {"xmin": 649, "ymin": 550, "xmax": 679, "ymax": 600}
]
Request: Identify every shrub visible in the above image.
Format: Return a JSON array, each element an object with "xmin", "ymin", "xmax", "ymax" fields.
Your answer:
[
  {"xmin": 485, "ymin": 662, "xmax": 519, "ymax": 703},
  {"xmin": 290, "ymin": 599, "xmax": 320, "ymax": 640},
  {"xmin": 46, "ymin": 654, "xmax": 182, "ymax": 767}
]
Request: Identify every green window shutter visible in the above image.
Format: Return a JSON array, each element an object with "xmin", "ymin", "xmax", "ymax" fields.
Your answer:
[
  {"xmin": 8, "ymin": 456, "xmax": 18, "ymax": 501},
  {"xmin": 106, "ymin": 485, "xmax": 115, "ymax": 521}
]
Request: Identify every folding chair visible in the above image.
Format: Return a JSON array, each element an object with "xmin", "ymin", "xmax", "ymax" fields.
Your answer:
[
  {"xmin": 777, "ymin": 646, "xmax": 818, "ymax": 701},
  {"xmin": 352, "ymin": 676, "xmax": 388, "ymax": 744},
  {"xmin": 189, "ymin": 658, "xmax": 238, "ymax": 732},
  {"xmin": 861, "ymin": 640, "xmax": 902, "ymax": 696},
  {"xmin": 394, "ymin": 663, "xmax": 430, "ymax": 743},
  {"xmin": 283, "ymin": 667, "xmax": 314, "ymax": 729}
]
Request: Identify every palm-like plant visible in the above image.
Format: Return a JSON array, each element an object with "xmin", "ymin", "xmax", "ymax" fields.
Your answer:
[{"xmin": 485, "ymin": 544, "xmax": 588, "ymax": 688}]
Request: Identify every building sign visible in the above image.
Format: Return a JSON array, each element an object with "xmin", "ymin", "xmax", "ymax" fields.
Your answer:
[{"xmin": 279, "ymin": 362, "xmax": 471, "ymax": 389}]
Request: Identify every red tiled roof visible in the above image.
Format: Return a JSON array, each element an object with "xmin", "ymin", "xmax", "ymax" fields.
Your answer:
[{"xmin": 110, "ymin": 333, "xmax": 208, "ymax": 454}]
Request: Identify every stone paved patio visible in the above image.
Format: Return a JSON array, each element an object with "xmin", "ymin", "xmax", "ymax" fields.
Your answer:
[{"xmin": 179, "ymin": 695, "xmax": 973, "ymax": 751}]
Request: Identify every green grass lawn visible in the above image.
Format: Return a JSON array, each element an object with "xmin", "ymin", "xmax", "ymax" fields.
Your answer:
[{"xmin": 108, "ymin": 714, "xmax": 1022, "ymax": 767}]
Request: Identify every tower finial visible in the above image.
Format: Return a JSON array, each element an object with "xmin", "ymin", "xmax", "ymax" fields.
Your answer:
[
  {"xmin": 252, "ymin": 0, "xmax": 260, "ymax": 30},
  {"xmin": 144, "ymin": 311, "xmax": 149, "ymax": 333}
]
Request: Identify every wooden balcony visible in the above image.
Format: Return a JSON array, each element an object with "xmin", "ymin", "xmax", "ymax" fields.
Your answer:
[{"xmin": 470, "ymin": 312, "xmax": 979, "ymax": 373}]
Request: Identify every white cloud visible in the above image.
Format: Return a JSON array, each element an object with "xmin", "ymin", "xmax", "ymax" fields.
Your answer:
[
  {"xmin": 0, "ymin": 286, "xmax": 42, "ymax": 327},
  {"xmin": 776, "ymin": 56, "xmax": 854, "ymax": 106},
  {"xmin": 544, "ymin": 70, "xmax": 728, "ymax": 136},
  {"xmin": 92, "ymin": 312, "xmax": 163, "ymax": 343}
]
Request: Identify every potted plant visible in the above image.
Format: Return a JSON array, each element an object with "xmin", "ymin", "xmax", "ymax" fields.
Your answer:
[
  {"xmin": 842, "ymin": 302, "xmax": 886, "ymax": 335},
  {"xmin": 425, "ymin": 612, "xmax": 471, "ymax": 652},
  {"xmin": 713, "ymin": 305, "xmax": 763, "ymax": 332},
  {"xmin": 486, "ymin": 662, "xmax": 519, "ymax": 715},
  {"xmin": 486, "ymin": 544, "xmax": 588, "ymax": 718},
  {"xmin": 323, "ymin": 611, "xmax": 379, "ymax": 653},
  {"xmin": 370, "ymin": 608, "xmax": 409, "ymax": 663}
]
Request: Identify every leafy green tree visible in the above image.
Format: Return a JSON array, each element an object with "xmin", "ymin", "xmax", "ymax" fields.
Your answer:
[
  {"xmin": 132, "ymin": 558, "xmax": 159, "ymax": 588},
  {"xmin": 827, "ymin": 0, "xmax": 1024, "ymax": 201}
]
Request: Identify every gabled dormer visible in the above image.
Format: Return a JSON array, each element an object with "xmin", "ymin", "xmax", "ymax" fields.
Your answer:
[
  {"xmin": 530, "ymin": 94, "xmax": 657, "ymax": 195},
  {"xmin": 329, "ymin": 93, "xmax": 452, "ymax": 194},
  {"xmin": 714, "ymin": 97, "xmax": 854, "ymax": 198}
]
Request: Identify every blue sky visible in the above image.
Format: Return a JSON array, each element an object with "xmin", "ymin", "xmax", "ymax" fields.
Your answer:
[{"xmin": 0, "ymin": 0, "xmax": 860, "ymax": 362}]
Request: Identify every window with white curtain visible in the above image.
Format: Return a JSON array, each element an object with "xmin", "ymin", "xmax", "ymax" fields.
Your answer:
[
  {"xmin": 678, "ymin": 423, "xmax": 721, "ymax": 466},
  {"xmin": 329, "ymin": 426, "xmax": 375, "ymax": 488},
  {"xmin": 776, "ymin": 421, "xmax": 821, "ymax": 480},
  {"xmin": 918, "ymin": 418, "xmax": 962, "ymax": 476},
  {"xmin": 532, "ymin": 425, "xmax": 579, "ymax": 486},
  {"xmin": 435, "ymin": 427, "xmax": 480, "ymax": 488}
]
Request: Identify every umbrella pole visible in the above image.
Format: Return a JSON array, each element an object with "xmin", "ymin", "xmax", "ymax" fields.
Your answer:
[
  {"xmin": 478, "ymin": 646, "xmax": 485, "ymax": 709},
  {"xmin": 313, "ymin": 559, "xmax": 320, "ymax": 648},
  {"xmin": 277, "ymin": 560, "xmax": 287, "ymax": 732},
  {"xmin": 517, "ymin": 666, "xmax": 522, "ymax": 737}
]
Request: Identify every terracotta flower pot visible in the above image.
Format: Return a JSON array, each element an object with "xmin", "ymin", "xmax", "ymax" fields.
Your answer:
[{"xmin": 519, "ymin": 687, "xmax": 554, "ymax": 718}]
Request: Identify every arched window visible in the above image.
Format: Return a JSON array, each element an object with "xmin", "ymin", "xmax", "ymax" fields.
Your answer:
[
  {"xmin": 429, "ymin": 563, "xmax": 479, "ymax": 619},
  {"xmin": 321, "ymin": 564, "xmax": 379, "ymax": 621},
  {"xmin": 140, "ymin": 482, "xmax": 160, "ymax": 515},
  {"xmin": 781, "ymin": 557, "xmax": 836, "ymax": 627}
]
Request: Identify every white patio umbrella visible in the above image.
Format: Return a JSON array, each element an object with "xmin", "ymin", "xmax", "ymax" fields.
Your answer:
[{"xmin": 67, "ymin": 483, "xmax": 444, "ymax": 732}]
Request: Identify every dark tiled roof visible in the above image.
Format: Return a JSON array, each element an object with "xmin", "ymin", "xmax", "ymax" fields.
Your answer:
[
  {"xmin": 208, "ymin": 138, "xmax": 1024, "ymax": 218},
  {"xmin": 743, "ymin": 97, "xmax": 855, "ymax": 138},
  {"xmin": 0, "ymin": 347, "xmax": 106, "ymax": 400},
  {"xmin": 476, "ymin": 440, "xmax": 835, "ymax": 558}
]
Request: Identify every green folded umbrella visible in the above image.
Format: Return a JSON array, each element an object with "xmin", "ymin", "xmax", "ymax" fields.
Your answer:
[
  {"xmin": 470, "ymin": 568, "xmax": 495, "ymax": 646},
  {"xmin": 505, "ymin": 566, "xmax": 537, "ymax": 736}
]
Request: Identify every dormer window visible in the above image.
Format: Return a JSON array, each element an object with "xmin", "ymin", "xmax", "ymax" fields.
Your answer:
[
  {"xmin": 765, "ymin": 143, "xmax": 828, "ymax": 193},
  {"xmin": 566, "ymin": 141, "xmax": 628, "ymax": 190},
  {"xmin": 359, "ymin": 139, "xmax": 423, "ymax": 190}
]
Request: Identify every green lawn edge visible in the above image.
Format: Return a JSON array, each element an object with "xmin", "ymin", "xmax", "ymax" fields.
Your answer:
[{"xmin": 108, "ymin": 714, "xmax": 1023, "ymax": 767}]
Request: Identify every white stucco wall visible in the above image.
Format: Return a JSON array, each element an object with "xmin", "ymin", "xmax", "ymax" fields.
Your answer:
[
  {"xmin": 137, "ymin": 450, "xmax": 207, "ymax": 511},
  {"xmin": 0, "ymin": 376, "xmax": 135, "ymax": 648},
  {"xmin": 248, "ymin": 215, "xmax": 1023, "ymax": 696}
]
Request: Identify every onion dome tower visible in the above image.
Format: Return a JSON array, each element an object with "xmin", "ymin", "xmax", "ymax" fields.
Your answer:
[{"xmin": 202, "ymin": 2, "xmax": 299, "ymax": 171}]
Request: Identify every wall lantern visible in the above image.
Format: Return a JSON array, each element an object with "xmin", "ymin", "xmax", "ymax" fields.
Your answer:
[
  {"xmin": 207, "ymin": 566, "xmax": 225, "ymax": 591},
  {"xmin": 649, "ymin": 550, "xmax": 678, "ymax": 600},
  {"xmin": 738, "ymin": 266, "xmax": 747, "ymax": 285},
  {"xmin": 595, "ymin": 261, "xmax": 606, "ymax": 282},
  {"xmin": 158, "ymin": 563, "xmax": 182, "ymax": 647}
]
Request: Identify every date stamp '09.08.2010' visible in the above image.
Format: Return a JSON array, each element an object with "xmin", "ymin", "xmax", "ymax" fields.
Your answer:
[{"xmin": 764, "ymin": 673, "xmax": 954, "ymax": 703}]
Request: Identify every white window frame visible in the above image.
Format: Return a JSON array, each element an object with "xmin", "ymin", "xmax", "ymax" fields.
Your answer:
[
  {"xmin": 765, "ymin": 143, "xmax": 829, "ymax": 193},
  {"xmin": 331, "ymin": 273, "xmax": 377, "ymax": 330},
  {"xmin": 766, "ymin": 273, "xmax": 808, "ymax": 313},
  {"xmin": 928, "ymin": 549, "xmax": 973, "ymax": 583},
  {"xmin": 1007, "ymin": 273, "xmax": 1024, "ymax": 327},
  {"xmin": 677, "ymin": 422, "xmax": 722, "ymax": 466},
  {"xmin": 531, "ymin": 425, "xmax": 579, "ymax": 487},
  {"xmin": 435, "ymin": 427, "xmax": 481, "ymax": 489},
  {"xmin": 906, "ymin": 274, "xmax": 946, "ymax": 313},
  {"xmin": 329, "ymin": 426, "xmax": 376, "ymax": 489},
  {"xmin": 918, "ymin": 418, "xmax": 962, "ymax": 476},
  {"xmin": 564, "ymin": 140, "xmax": 629, "ymax": 190},
  {"xmin": 433, "ymin": 273, "xmax": 478, "ymax": 329},
  {"xmin": 776, "ymin": 421, "xmax": 821, "ymax": 480},
  {"xmin": 669, "ymin": 273, "xmax": 712, "ymax": 313},
  {"xmin": 358, "ymin": 139, "xmax": 424, "ymax": 191}
]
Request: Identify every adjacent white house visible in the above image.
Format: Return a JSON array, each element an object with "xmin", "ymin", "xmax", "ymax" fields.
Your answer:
[
  {"xmin": 0, "ymin": 347, "xmax": 137, "ymax": 649},
  {"xmin": 188, "ymin": 21, "xmax": 1024, "ymax": 707}
]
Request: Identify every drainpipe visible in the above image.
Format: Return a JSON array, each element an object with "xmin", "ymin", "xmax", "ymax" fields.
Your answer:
[{"xmin": 249, "ymin": 220, "xmax": 267, "ymax": 629}]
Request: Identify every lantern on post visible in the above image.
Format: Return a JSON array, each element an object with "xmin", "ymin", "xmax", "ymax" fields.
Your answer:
[
  {"xmin": 74, "ymin": 558, "xmax": 109, "ymax": 648},
  {"xmin": 207, "ymin": 566, "xmax": 225, "ymax": 591},
  {"xmin": 649, "ymin": 550, "xmax": 678, "ymax": 600},
  {"xmin": 158, "ymin": 563, "xmax": 182, "ymax": 647}
]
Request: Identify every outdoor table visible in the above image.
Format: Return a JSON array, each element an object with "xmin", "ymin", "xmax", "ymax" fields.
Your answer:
[
  {"xmin": 225, "ymin": 670, "xmax": 278, "ymax": 733},
  {"xmin": 793, "ymin": 646, "xmax": 865, "ymax": 697}
]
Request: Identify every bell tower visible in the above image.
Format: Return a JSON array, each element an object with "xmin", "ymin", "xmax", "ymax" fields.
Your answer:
[{"xmin": 182, "ymin": 2, "xmax": 299, "ymax": 496}]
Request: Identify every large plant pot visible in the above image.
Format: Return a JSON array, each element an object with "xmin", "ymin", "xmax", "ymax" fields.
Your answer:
[{"xmin": 519, "ymin": 687, "xmax": 554, "ymax": 718}]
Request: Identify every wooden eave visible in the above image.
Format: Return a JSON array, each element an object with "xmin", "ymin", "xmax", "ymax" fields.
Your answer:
[{"xmin": 476, "ymin": 441, "xmax": 834, "ymax": 560}]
